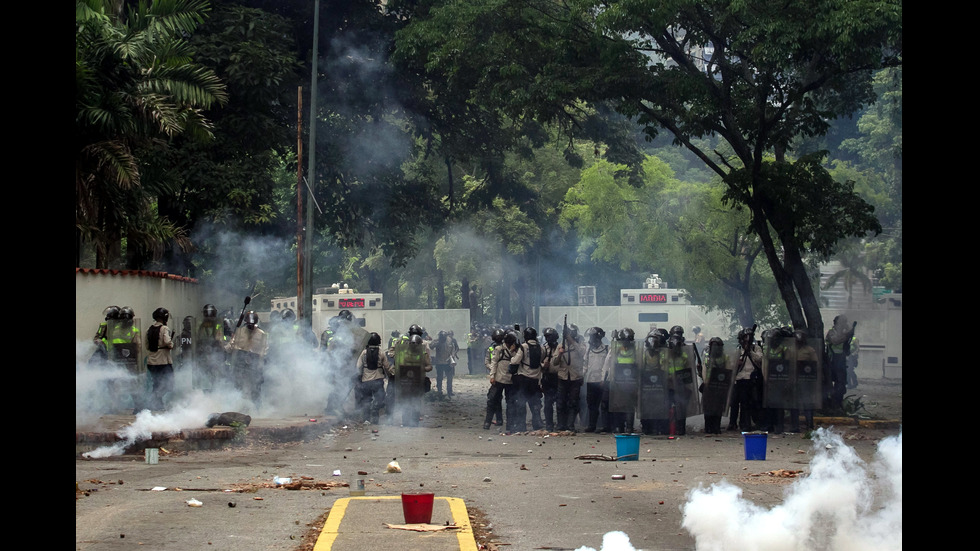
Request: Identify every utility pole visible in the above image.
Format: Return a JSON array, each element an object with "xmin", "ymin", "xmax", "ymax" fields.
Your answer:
[
  {"xmin": 302, "ymin": 0, "xmax": 320, "ymax": 327},
  {"xmin": 296, "ymin": 86, "xmax": 305, "ymax": 320}
]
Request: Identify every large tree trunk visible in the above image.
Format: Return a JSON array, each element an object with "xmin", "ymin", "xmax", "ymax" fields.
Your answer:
[{"xmin": 752, "ymin": 213, "xmax": 807, "ymax": 331}]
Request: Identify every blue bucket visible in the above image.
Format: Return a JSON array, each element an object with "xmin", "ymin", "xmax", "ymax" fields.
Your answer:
[
  {"xmin": 615, "ymin": 434, "xmax": 640, "ymax": 461},
  {"xmin": 743, "ymin": 432, "xmax": 767, "ymax": 460}
]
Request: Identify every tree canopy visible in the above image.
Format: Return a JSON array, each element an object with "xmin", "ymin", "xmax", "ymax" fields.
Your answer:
[{"xmin": 394, "ymin": 0, "xmax": 902, "ymax": 335}]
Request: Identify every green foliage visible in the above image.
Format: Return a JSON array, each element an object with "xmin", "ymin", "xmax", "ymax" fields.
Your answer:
[
  {"xmin": 395, "ymin": 0, "xmax": 901, "ymax": 333},
  {"xmin": 76, "ymin": 0, "xmax": 228, "ymax": 268}
]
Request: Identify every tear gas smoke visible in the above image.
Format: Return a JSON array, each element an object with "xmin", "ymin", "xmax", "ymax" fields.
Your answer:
[
  {"xmin": 81, "ymin": 396, "xmax": 218, "ymax": 458},
  {"xmin": 574, "ymin": 531, "xmax": 637, "ymax": 551},
  {"xmin": 680, "ymin": 428, "xmax": 902, "ymax": 551}
]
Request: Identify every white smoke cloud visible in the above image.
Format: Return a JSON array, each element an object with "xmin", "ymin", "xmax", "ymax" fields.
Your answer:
[
  {"xmin": 680, "ymin": 428, "xmax": 902, "ymax": 551},
  {"xmin": 575, "ymin": 531, "xmax": 638, "ymax": 551}
]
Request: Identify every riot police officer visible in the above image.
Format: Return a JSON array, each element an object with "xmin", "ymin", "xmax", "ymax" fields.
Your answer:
[
  {"xmin": 226, "ymin": 311, "xmax": 268, "ymax": 406},
  {"xmin": 602, "ymin": 328, "xmax": 640, "ymax": 433},
  {"xmin": 145, "ymin": 307, "xmax": 175, "ymax": 411},
  {"xmin": 663, "ymin": 326, "xmax": 698, "ymax": 436},
  {"xmin": 513, "ymin": 327, "xmax": 545, "ymax": 431},
  {"xmin": 392, "ymin": 327, "xmax": 433, "ymax": 426},
  {"xmin": 638, "ymin": 330, "xmax": 669, "ymax": 435},
  {"xmin": 583, "ymin": 327, "xmax": 609, "ymax": 433},
  {"xmin": 729, "ymin": 327, "xmax": 763, "ymax": 431},
  {"xmin": 357, "ymin": 332, "xmax": 395, "ymax": 424},
  {"xmin": 700, "ymin": 337, "xmax": 734, "ymax": 434},
  {"xmin": 540, "ymin": 327, "xmax": 562, "ymax": 431}
]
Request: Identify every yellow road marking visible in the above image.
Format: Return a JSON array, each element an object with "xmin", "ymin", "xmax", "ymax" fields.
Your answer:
[{"xmin": 313, "ymin": 496, "xmax": 477, "ymax": 551}]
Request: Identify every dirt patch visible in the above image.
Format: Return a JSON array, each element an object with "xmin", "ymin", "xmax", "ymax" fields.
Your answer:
[
  {"xmin": 294, "ymin": 509, "xmax": 330, "ymax": 551},
  {"xmin": 467, "ymin": 504, "xmax": 503, "ymax": 550}
]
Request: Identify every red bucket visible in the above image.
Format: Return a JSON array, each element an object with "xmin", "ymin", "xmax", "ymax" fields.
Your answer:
[{"xmin": 401, "ymin": 492, "xmax": 434, "ymax": 524}]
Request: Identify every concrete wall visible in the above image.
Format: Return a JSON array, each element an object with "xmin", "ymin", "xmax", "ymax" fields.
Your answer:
[
  {"xmin": 76, "ymin": 270, "xmax": 218, "ymax": 366},
  {"xmin": 820, "ymin": 293, "xmax": 902, "ymax": 380},
  {"xmin": 538, "ymin": 304, "xmax": 732, "ymax": 342}
]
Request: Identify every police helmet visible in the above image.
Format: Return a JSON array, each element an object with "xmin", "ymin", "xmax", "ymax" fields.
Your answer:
[
  {"xmin": 543, "ymin": 327, "xmax": 559, "ymax": 345},
  {"xmin": 669, "ymin": 325, "xmax": 684, "ymax": 337},
  {"xmin": 245, "ymin": 311, "xmax": 259, "ymax": 329},
  {"xmin": 281, "ymin": 308, "xmax": 296, "ymax": 322},
  {"xmin": 391, "ymin": 330, "xmax": 400, "ymax": 338},
  {"xmin": 709, "ymin": 336, "xmax": 724, "ymax": 348},
  {"xmin": 203, "ymin": 304, "xmax": 218, "ymax": 318},
  {"xmin": 503, "ymin": 331, "xmax": 518, "ymax": 347},
  {"xmin": 409, "ymin": 324, "xmax": 424, "ymax": 336},
  {"xmin": 523, "ymin": 327, "xmax": 538, "ymax": 342},
  {"xmin": 103, "ymin": 305, "xmax": 120, "ymax": 321},
  {"xmin": 587, "ymin": 326, "xmax": 605, "ymax": 341},
  {"xmin": 793, "ymin": 329, "xmax": 808, "ymax": 343},
  {"xmin": 119, "ymin": 307, "xmax": 135, "ymax": 321},
  {"xmin": 619, "ymin": 328, "xmax": 635, "ymax": 342},
  {"xmin": 409, "ymin": 334, "xmax": 425, "ymax": 347},
  {"xmin": 152, "ymin": 307, "xmax": 170, "ymax": 323},
  {"xmin": 567, "ymin": 324, "xmax": 580, "ymax": 340},
  {"xmin": 645, "ymin": 330, "xmax": 664, "ymax": 350},
  {"xmin": 182, "ymin": 315, "xmax": 194, "ymax": 330},
  {"xmin": 338, "ymin": 309, "xmax": 354, "ymax": 322},
  {"xmin": 491, "ymin": 328, "xmax": 506, "ymax": 344},
  {"xmin": 438, "ymin": 330, "xmax": 448, "ymax": 340},
  {"xmin": 368, "ymin": 332, "xmax": 382, "ymax": 347},
  {"xmin": 693, "ymin": 326, "xmax": 702, "ymax": 334}
]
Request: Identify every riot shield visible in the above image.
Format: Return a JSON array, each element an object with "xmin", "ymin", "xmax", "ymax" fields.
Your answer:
[
  {"xmin": 763, "ymin": 341, "xmax": 795, "ymax": 409},
  {"xmin": 608, "ymin": 343, "xmax": 639, "ymax": 413},
  {"xmin": 664, "ymin": 343, "xmax": 701, "ymax": 416},
  {"xmin": 701, "ymin": 347, "xmax": 736, "ymax": 417},
  {"xmin": 638, "ymin": 350, "xmax": 668, "ymax": 419},
  {"xmin": 107, "ymin": 318, "xmax": 142, "ymax": 374},
  {"xmin": 177, "ymin": 315, "xmax": 195, "ymax": 371},
  {"xmin": 196, "ymin": 318, "xmax": 227, "ymax": 390},
  {"xmin": 395, "ymin": 342, "xmax": 425, "ymax": 396},
  {"xmin": 794, "ymin": 337, "xmax": 823, "ymax": 410}
]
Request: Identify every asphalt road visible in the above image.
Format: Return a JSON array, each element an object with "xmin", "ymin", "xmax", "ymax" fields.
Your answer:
[{"xmin": 76, "ymin": 375, "xmax": 902, "ymax": 551}]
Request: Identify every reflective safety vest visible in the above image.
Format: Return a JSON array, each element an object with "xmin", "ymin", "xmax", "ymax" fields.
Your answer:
[
  {"xmin": 665, "ymin": 350, "xmax": 689, "ymax": 375},
  {"xmin": 111, "ymin": 325, "xmax": 140, "ymax": 344},
  {"xmin": 396, "ymin": 347, "xmax": 425, "ymax": 368},
  {"xmin": 616, "ymin": 348, "xmax": 637, "ymax": 366}
]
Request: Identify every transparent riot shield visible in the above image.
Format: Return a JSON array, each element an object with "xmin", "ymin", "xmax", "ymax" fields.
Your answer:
[
  {"xmin": 701, "ymin": 346, "xmax": 736, "ymax": 417},
  {"xmin": 106, "ymin": 317, "xmax": 143, "ymax": 412},
  {"xmin": 763, "ymin": 338, "xmax": 795, "ymax": 409},
  {"xmin": 608, "ymin": 342, "xmax": 640, "ymax": 413},
  {"xmin": 638, "ymin": 348, "xmax": 669, "ymax": 419},
  {"xmin": 395, "ymin": 342, "xmax": 425, "ymax": 397},
  {"xmin": 664, "ymin": 343, "xmax": 701, "ymax": 416},
  {"xmin": 176, "ymin": 315, "xmax": 195, "ymax": 374},
  {"xmin": 196, "ymin": 317, "xmax": 227, "ymax": 390},
  {"xmin": 794, "ymin": 337, "xmax": 823, "ymax": 410},
  {"xmin": 107, "ymin": 318, "xmax": 142, "ymax": 374}
]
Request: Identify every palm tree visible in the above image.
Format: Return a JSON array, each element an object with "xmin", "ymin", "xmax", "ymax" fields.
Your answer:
[
  {"xmin": 76, "ymin": 0, "xmax": 227, "ymax": 268},
  {"xmin": 821, "ymin": 243, "xmax": 873, "ymax": 307}
]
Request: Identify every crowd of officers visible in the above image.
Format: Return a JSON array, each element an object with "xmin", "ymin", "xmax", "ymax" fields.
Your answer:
[
  {"xmin": 479, "ymin": 318, "xmax": 857, "ymax": 436},
  {"xmin": 91, "ymin": 304, "xmax": 461, "ymax": 426},
  {"xmin": 92, "ymin": 303, "xmax": 857, "ymax": 434}
]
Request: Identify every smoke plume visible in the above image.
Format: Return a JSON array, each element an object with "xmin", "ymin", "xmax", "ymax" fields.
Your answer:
[{"xmin": 680, "ymin": 428, "xmax": 902, "ymax": 551}]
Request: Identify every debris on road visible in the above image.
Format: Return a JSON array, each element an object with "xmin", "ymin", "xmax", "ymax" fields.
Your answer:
[
  {"xmin": 574, "ymin": 454, "xmax": 616, "ymax": 461},
  {"xmin": 384, "ymin": 523, "xmax": 460, "ymax": 532}
]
